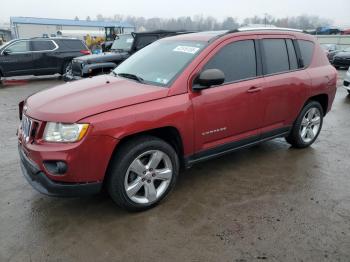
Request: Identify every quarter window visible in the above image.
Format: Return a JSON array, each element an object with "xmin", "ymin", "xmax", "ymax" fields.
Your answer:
[
  {"xmin": 262, "ymin": 39, "xmax": 289, "ymax": 74},
  {"xmin": 204, "ymin": 40, "xmax": 257, "ymax": 83},
  {"xmin": 298, "ymin": 40, "xmax": 314, "ymax": 67},
  {"xmin": 31, "ymin": 40, "xmax": 56, "ymax": 51},
  {"xmin": 5, "ymin": 41, "xmax": 30, "ymax": 53}
]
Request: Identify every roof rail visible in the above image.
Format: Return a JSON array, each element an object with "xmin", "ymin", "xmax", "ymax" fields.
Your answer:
[{"xmin": 229, "ymin": 27, "xmax": 303, "ymax": 33}]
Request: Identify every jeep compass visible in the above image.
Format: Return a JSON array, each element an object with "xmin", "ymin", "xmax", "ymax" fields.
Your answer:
[{"xmin": 18, "ymin": 28, "xmax": 337, "ymax": 211}]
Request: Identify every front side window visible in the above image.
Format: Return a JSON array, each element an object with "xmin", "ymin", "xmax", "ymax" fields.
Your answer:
[
  {"xmin": 204, "ymin": 40, "xmax": 257, "ymax": 83},
  {"xmin": 31, "ymin": 40, "xmax": 56, "ymax": 51},
  {"xmin": 5, "ymin": 41, "xmax": 30, "ymax": 53},
  {"xmin": 113, "ymin": 40, "xmax": 206, "ymax": 86},
  {"xmin": 262, "ymin": 39, "xmax": 290, "ymax": 75}
]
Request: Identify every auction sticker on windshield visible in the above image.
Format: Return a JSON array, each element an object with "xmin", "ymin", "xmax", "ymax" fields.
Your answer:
[{"xmin": 173, "ymin": 46, "xmax": 200, "ymax": 54}]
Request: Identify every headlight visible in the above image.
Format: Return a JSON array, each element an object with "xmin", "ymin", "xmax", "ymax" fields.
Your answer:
[{"xmin": 43, "ymin": 123, "xmax": 89, "ymax": 142}]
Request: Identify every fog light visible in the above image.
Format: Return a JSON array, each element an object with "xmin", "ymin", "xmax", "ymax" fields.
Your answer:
[{"xmin": 43, "ymin": 161, "xmax": 68, "ymax": 175}]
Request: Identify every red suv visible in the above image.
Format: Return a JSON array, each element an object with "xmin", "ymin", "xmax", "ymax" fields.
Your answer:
[{"xmin": 18, "ymin": 29, "xmax": 337, "ymax": 211}]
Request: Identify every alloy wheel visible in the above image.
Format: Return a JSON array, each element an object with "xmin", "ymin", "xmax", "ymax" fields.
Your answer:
[
  {"xmin": 299, "ymin": 107, "xmax": 322, "ymax": 143},
  {"xmin": 124, "ymin": 150, "xmax": 173, "ymax": 204}
]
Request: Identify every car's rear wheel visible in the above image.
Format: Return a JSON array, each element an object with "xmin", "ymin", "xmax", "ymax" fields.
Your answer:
[
  {"xmin": 286, "ymin": 101, "xmax": 323, "ymax": 148},
  {"xmin": 107, "ymin": 136, "xmax": 179, "ymax": 211}
]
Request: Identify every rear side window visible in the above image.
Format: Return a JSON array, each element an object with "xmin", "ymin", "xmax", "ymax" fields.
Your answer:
[
  {"xmin": 298, "ymin": 40, "xmax": 314, "ymax": 67},
  {"xmin": 31, "ymin": 40, "xmax": 56, "ymax": 51},
  {"xmin": 286, "ymin": 39, "xmax": 298, "ymax": 70},
  {"xmin": 204, "ymin": 40, "xmax": 257, "ymax": 83},
  {"xmin": 262, "ymin": 39, "xmax": 289, "ymax": 74},
  {"xmin": 58, "ymin": 39, "xmax": 87, "ymax": 51},
  {"xmin": 135, "ymin": 35, "xmax": 159, "ymax": 50}
]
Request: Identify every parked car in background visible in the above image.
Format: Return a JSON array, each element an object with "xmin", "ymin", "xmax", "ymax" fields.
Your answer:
[
  {"xmin": 332, "ymin": 47, "xmax": 350, "ymax": 69},
  {"xmin": 64, "ymin": 30, "xmax": 192, "ymax": 81},
  {"xmin": 18, "ymin": 29, "xmax": 337, "ymax": 211},
  {"xmin": 320, "ymin": 43, "xmax": 339, "ymax": 62},
  {"xmin": 0, "ymin": 37, "xmax": 90, "ymax": 83},
  {"xmin": 343, "ymin": 67, "xmax": 350, "ymax": 95}
]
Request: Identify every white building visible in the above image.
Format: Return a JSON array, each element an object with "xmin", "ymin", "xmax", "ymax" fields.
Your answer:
[{"xmin": 10, "ymin": 17, "xmax": 135, "ymax": 39}]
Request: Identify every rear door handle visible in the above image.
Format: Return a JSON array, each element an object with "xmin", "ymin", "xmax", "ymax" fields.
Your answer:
[{"xmin": 247, "ymin": 86, "xmax": 262, "ymax": 93}]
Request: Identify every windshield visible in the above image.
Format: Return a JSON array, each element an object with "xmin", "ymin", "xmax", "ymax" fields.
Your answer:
[
  {"xmin": 113, "ymin": 40, "xmax": 206, "ymax": 86},
  {"xmin": 111, "ymin": 34, "xmax": 134, "ymax": 51}
]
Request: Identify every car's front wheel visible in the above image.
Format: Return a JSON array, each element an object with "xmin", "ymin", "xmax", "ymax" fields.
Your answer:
[
  {"xmin": 286, "ymin": 101, "xmax": 324, "ymax": 148},
  {"xmin": 107, "ymin": 136, "xmax": 179, "ymax": 211},
  {"xmin": 62, "ymin": 61, "xmax": 72, "ymax": 75}
]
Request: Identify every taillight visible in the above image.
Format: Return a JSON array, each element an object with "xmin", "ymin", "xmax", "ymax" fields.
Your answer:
[{"xmin": 80, "ymin": 50, "xmax": 91, "ymax": 55}]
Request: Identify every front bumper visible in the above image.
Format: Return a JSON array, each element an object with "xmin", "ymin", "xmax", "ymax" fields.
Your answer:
[{"xmin": 19, "ymin": 145, "xmax": 102, "ymax": 197}]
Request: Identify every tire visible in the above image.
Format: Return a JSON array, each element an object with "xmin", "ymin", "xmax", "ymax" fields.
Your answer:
[
  {"xmin": 285, "ymin": 101, "xmax": 324, "ymax": 148},
  {"xmin": 348, "ymin": 90, "xmax": 350, "ymax": 96},
  {"xmin": 107, "ymin": 136, "xmax": 179, "ymax": 212},
  {"xmin": 62, "ymin": 61, "xmax": 72, "ymax": 75}
]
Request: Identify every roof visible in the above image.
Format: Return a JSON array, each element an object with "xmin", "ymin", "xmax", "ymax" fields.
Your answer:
[
  {"xmin": 10, "ymin": 17, "xmax": 134, "ymax": 28},
  {"xmin": 165, "ymin": 28, "xmax": 310, "ymax": 42}
]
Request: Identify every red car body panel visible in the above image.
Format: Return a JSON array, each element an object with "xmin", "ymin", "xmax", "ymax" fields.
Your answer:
[{"xmin": 18, "ymin": 30, "xmax": 337, "ymax": 194}]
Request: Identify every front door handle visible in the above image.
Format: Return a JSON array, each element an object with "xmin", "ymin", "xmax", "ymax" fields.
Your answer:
[{"xmin": 247, "ymin": 86, "xmax": 262, "ymax": 93}]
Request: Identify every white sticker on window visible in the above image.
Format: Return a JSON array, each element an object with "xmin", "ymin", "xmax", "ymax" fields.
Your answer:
[
  {"xmin": 173, "ymin": 46, "xmax": 200, "ymax": 54},
  {"xmin": 126, "ymin": 38, "xmax": 133, "ymax": 43}
]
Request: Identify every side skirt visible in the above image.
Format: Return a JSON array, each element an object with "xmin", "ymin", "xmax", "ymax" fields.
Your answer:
[{"xmin": 184, "ymin": 127, "xmax": 291, "ymax": 168}]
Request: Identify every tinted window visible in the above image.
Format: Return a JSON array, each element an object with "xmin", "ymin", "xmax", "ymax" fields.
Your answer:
[
  {"xmin": 135, "ymin": 35, "xmax": 159, "ymax": 50},
  {"xmin": 286, "ymin": 39, "xmax": 298, "ymax": 70},
  {"xmin": 31, "ymin": 40, "xmax": 56, "ymax": 51},
  {"xmin": 5, "ymin": 41, "xmax": 30, "ymax": 53},
  {"xmin": 204, "ymin": 40, "xmax": 257, "ymax": 83},
  {"xmin": 298, "ymin": 40, "xmax": 314, "ymax": 67},
  {"xmin": 262, "ymin": 39, "xmax": 289, "ymax": 74},
  {"xmin": 57, "ymin": 39, "xmax": 86, "ymax": 51}
]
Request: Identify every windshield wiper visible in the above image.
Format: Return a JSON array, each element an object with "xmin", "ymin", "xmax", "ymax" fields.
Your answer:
[{"xmin": 116, "ymin": 73, "xmax": 145, "ymax": 83}]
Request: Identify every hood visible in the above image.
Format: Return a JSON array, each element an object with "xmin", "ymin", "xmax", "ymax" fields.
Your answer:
[
  {"xmin": 335, "ymin": 52, "xmax": 350, "ymax": 58},
  {"xmin": 74, "ymin": 51, "xmax": 129, "ymax": 64},
  {"xmin": 25, "ymin": 75, "xmax": 168, "ymax": 123}
]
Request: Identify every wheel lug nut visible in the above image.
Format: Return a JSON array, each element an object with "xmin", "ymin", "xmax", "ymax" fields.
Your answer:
[
  {"xmin": 142, "ymin": 178, "xmax": 146, "ymax": 182},
  {"xmin": 143, "ymin": 171, "xmax": 146, "ymax": 174},
  {"xmin": 152, "ymin": 173, "xmax": 156, "ymax": 177},
  {"xmin": 147, "ymin": 180, "xmax": 151, "ymax": 183}
]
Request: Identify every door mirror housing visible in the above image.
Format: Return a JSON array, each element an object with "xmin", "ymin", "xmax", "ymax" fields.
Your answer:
[
  {"xmin": 2, "ymin": 50, "xmax": 11, "ymax": 56},
  {"xmin": 193, "ymin": 69, "xmax": 225, "ymax": 91}
]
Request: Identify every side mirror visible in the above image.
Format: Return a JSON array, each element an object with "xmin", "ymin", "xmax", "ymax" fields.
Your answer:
[
  {"xmin": 2, "ymin": 50, "xmax": 11, "ymax": 56},
  {"xmin": 193, "ymin": 69, "xmax": 225, "ymax": 91}
]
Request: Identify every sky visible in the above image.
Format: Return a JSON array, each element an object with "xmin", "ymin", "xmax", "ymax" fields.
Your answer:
[{"xmin": 0, "ymin": 0, "xmax": 349, "ymax": 26}]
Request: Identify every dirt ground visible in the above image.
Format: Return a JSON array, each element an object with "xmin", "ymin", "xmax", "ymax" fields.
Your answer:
[{"xmin": 0, "ymin": 71, "xmax": 349, "ymax": 262}]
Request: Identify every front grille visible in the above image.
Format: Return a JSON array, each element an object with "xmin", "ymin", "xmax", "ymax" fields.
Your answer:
[
  {"xmin": 72, "ymin": 61, "xmax": 83, "ymax": 76},
  {"xmin": 21, "ymin": 115, "xmax": 32, "ymax": 142},
  {"xmin": 20, "ymin": 115, "xmax": 39, "ymax": 143}
]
